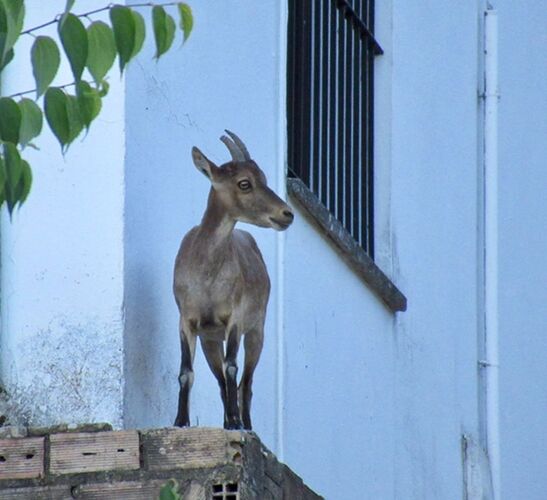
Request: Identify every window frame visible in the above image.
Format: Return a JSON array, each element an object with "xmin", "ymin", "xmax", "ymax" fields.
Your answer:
[
  {"xmin": 286, "ymin": 0, "xmax": 407, "ymax": 312},
  {"xmin": 287, "ymin": 0, "xmax": 381, "ymax": 256}
]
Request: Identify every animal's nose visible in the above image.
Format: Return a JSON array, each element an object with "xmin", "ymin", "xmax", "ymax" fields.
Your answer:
[
  {"xmin": 282, "ymin": 209, "xmax": 294, "ymax": 222},
  {"xmin": 270, "ymin": 206, "xmax": 294, "ymax": 230}
]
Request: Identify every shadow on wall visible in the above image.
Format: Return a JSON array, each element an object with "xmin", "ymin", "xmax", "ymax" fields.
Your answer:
[{"xmin": 123, "ymin": 263, "xmax": 179, "ymax": 428}]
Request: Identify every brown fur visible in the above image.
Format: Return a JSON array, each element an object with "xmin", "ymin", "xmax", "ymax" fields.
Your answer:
[{"xmin": 173, "ymin": 132, "xmax": 293, "ymax": 430}]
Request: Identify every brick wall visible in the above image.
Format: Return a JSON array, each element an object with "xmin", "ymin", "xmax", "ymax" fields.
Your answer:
[{"xmin": 0, "ymin": 425, "xmax": 322, "ymax": 499}]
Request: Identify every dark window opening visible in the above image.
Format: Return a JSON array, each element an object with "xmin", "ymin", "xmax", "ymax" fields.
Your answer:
[
  {"xmin": 212, "ymin": 482, "xmax": 239, "ymax": 500},
  {"xmin": 287, "ymin": 0, "xmax": 382, "ymax": 256}
]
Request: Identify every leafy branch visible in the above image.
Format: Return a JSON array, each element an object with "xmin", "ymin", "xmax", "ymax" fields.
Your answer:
[
  {"xmin": 0, "ymin": 0, "xmax": 193, "ymax": 215},
  {"xmin": 8, "ymin": 81, "xmax": 76, "ymax": 99},
  {"xmin": 159, "ymin": 479, "xmax": 183, "ymax": 500}
]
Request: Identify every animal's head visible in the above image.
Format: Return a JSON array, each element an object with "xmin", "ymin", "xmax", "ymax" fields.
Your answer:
[{"xmin": 191, "ymin": 130, "xmax": 294, "ymax": 231}]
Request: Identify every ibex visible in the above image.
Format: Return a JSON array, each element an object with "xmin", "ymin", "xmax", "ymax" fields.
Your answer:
[{"xmin": 173, "ymin": 131, "xmax": 294, "ymax": 430}]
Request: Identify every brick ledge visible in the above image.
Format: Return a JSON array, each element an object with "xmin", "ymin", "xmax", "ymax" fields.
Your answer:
[{"xmin": 0, "ymin": 425, "xmax": 322, "ymax": 499}]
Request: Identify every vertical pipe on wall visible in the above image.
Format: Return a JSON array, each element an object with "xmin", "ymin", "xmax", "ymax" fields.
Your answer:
[{"xmin": 483, "ymin": 8, "xmax": 500, "ymax": 500}]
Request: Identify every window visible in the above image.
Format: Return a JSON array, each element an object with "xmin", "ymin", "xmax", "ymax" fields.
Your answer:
[
  {"xmin": 287, "ymin": 0, "xmax": 382, "ymax": 256},
  {"xmin": 212, "ymin": 482, "xmax": 239, "ymax": 500}
]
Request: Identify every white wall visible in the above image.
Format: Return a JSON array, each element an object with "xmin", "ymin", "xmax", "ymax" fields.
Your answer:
[
  {"xmin": 3, "ymin": 2, "xmax": 547, "ymax": 499},
  {"xmin": 284, "ymin": 218, "xmax": 396, "ymax": 498},
  {"xmin": 389, "ymin": 1, "xmax": 483, "ymax": 498},
  {"xmin": 496, "ymin": 3, "xmax": 547, "ymax": 499},
  {"xmin": 123, "ymin": 0, "xmax": 285, "ymax": 451},
  {"xmin": 0, "ymin": 1, "xmax": 125, "ymax": 427},
  {"xmin": 282, "ymin": 2, "xmax": 482, "ymax": 498}
]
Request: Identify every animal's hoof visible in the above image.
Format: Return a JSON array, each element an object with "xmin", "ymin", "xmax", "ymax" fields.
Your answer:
[
  {"xmin": 174, "ymin": 418, "xmax": 190, "ymax": 427},
  {"xmin": 224, "ymin": 418, "xmax": 243, "ymax": 430}
]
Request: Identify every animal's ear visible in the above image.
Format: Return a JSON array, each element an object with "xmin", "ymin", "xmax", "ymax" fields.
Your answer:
[{"xmin": 192, "ymin": 147, "xmax": 218, "ymax": 180}]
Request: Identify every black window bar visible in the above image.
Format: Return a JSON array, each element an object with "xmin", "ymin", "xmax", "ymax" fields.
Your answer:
[{"xmin": 287, "ymin": 0, "xmax": 382, "ymax": 256}]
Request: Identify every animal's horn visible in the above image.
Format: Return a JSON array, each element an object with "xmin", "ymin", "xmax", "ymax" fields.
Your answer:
[
  {"xmin": 224, "ymin": 130, "xmax": 251, "ymax": 160},
  {"xmin": 220, "ymin": 135, "xmax": 245, "ymax": 162}
]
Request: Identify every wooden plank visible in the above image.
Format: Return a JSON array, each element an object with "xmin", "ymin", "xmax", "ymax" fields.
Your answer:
[
  {"xmin": 0, "ymin": 485, "xmax": 72, "ymax": 500},
  {"xmin": 141, "ymin": 427, "xmax": 244, "ymax": 471},
  {"xmin": 0, "ymin": 437, "xmax": 44, "ymax": 479},
  {"xmin": 75, "ymin": 480, "xmax": 167, "ymax": 500},
  {"xmin": 49, "ymin": 430, "xmax": 139, "ymax": 475}
]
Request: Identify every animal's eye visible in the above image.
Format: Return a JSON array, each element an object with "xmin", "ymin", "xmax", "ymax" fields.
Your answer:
[{"xmin": 238, "ymin": 179, "xmax": 252, "ymax": 191}]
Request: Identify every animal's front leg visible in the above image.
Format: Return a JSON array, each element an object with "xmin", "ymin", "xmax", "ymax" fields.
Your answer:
[
  {"xmin": 225, "ymin": 325, "xmax": 243, "ymax": 430},
  {"xmin": 239, "ymin": 327, "xmax": 264, "ymax": 430},
  {"xmin": 174, "ymin": 327, "xmax": 196, "ymax": 427},
  {"xmin": 200, "ymin": 338, "xmax": 229, "ymax": 428}
]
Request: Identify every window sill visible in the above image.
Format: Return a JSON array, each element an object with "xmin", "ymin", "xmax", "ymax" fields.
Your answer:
[{"xmin": 287, "ymin": 178, "xmax": 407, "ymax": 313}]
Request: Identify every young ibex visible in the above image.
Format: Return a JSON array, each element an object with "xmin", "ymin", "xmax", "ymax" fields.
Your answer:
[{"xmin": 173, "ymin": 131, "xmax": 294, "ymax": 430}]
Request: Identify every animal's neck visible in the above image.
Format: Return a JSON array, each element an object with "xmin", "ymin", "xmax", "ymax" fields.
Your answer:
[{"xmin": 197, "ymin": 189, "xmax": 236, "ymax": 258}]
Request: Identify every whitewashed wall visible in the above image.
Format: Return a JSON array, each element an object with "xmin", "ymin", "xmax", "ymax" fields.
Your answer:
[
  {"xmin": 2, "ymin": 1, "xmax": 547, "ymax": 499},
  {"xmin": 0, "ymin": 1, "xmax": 125, "ymax": 427},
  {"xmin": 496, "ymin": 2, "xmax": 547, "ymax": 500},
  {"xmin": 388, "ymin": 1, "xmax": 482, "ymax": 498},
  {"xmin": 123, "ymin": 0, "xmax": 285, "ymax": 452},
  {"xmin": 283, "ymin": 2, "xmax": 482, "ymax": 498}
]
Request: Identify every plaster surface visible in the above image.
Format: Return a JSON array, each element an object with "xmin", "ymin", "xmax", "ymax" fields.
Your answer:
[
  {"xmin": 0, "ymin": 0, "xmax": 125, "ymax": 427},
  {"xmin": 2, "ymin": 2, "xmax": 547, "ymax": 499},
  {"xmin": 123, "ymin": 0, "xmax": 283, "ymax": 451},
  {"xmin": 496, "ymin": 3, "xmax": 547, "ymax": 499}
]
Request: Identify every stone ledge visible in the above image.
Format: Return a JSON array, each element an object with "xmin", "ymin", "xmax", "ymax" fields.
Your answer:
[
  {"xmin": 0, "ymin": 426, "xmax": 322, "ymax": 499},
  {"xmin": 288, "ymin": 177, "xmax": 407, "ymax": 312}
]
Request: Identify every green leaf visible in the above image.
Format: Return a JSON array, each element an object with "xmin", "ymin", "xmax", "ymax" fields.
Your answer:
[
  {"xmin": 4, "ymin": 142, "xmax": 22, "ymax": 213},
  {"xmin": 58, "ymin": 0, "xmax": 76, "ymax": 29},
  {"xmin": 44, "ymin": 87, "xmax": 70, "ymax": 150},
  {"xmin": 177, "ymin": 3, "xmax": 193, "ymax": 43},
  {"xmin": 0, "ymin": 154, "xmax": 6, "ymax": 207},
  {"xmin": 18, "ymin": 98, "xmax": 43, "ymax": 147},
  {"xmin": 131, "ymin": 10, "xmax": 145, "ymax": 57},
  {"xmin": 31, "ymin": 36, "xmax": 61, "ymax": 98},
  {"xmin": 45, "ymin": 88, "xmax": 84, "ymax": 151},
  {"xmin": 109, "ymin": 5, "xmax": 135, "ymax": 73},
  {"xmin": 0, "ymin": 3, "xmax": 9, "ymax": 65},
  {"xmin": 0, "ymin": 46, "xmax": 13, "ymax": 70},
  {"xmin": 159, "ymin": 479, "xmax": 181, "ymax": 500},
  {"xmin": 153, "ymin": 6, "xmax": 176, "ymax": 59},
  {"xmin": 76, "ymin": 81, "xmax": 101, "ymax": 130},
  {"xmin": 98, "ymin": 79, "xmax": 110, "ymax": 98},
  {"xmin": 0, "ymin": 97, "xmax": 21, "ymax": 144},
  {"xmin": 17, "ymin": 158, "xmax": 32, "ymax": 207},
  {"xmin": 4, "ymin": 0, "xmax": 24, "ymax": 41},
  {"xmin": 66, "ymin": 94, "xmax": 83, "ymax": 144},
  {"xmin": 64, "ymin": 0, "xmax": 76, "ymax": 14},
  {"xmin": 86, "ymin": 21, "xmax": 116, "ymax": 84},
  {"xmin": 58, "ymin": 13, "xmax": 88, "ymax": 82},
  {"xmin": 0, "ymin": 154, "xmax": 5, "ymax": 183},
  {"xmin": 0, "ymin": 0, "xmax": 24, "ymax": 61}
]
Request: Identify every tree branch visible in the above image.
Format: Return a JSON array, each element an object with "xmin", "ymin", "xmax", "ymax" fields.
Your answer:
[
  {"xmin": 21, "ymin": 14, "xmax": 62, "ymax": 35},
  {"xmin": 8, "ymin": 82, "xmax": 76, "ymax": 99},
  {"xmin": 21, "ymin": 2, "xmax": 182, "ymax": 36}
]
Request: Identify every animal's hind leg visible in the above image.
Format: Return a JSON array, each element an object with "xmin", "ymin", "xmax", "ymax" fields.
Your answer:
[
  {"xmin": 200, "ymin": 338, "xmax": 229, "ymax": 428},
  {"xmin": 225, "ymin": 325, "xmax": 243, "ymax": 430},
  {"xmin": 239, "ymin": 326, "xmax": 264, "ymax": 430},
  {"xmin": 174, "ymin": 322, "xmax": 196, "ymax": 427}
]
